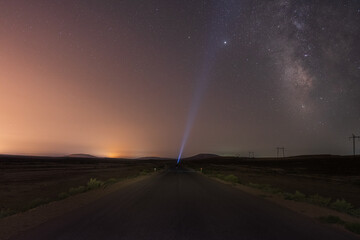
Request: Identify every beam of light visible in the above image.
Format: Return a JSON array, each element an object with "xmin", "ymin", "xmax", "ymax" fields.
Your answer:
[
  {"xmin": 176, "ymin": 1, "xmax": 236, "ymax": 165},
  {"xmin": 176, "ymin": 1, "xmax": 235, "ymax": 165},
  {"xmin": 177, "ymin": 56, "xmax": 218, "ymax": 164},
  {"xmin": 177, "ymin": 72, "xmax": 209, "ymax": 164}
]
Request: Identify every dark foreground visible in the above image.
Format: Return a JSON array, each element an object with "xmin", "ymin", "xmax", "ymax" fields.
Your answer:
[{"xmin": 11, "ymin": 168, "xmax": 358, "ymax": 240}]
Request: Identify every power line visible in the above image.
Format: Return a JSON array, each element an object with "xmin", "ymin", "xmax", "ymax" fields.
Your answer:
[
  {"xmin": 349, "ymin": 134, "xmax": 360, "ymax": 156},
  {"xmin": 276, "ymin": 147, "xmax": 285, "ymax": 158}
]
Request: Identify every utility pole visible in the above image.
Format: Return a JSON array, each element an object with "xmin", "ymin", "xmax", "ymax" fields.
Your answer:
[
  {"xmin": 248, "ymin": 152, "xmax": 254, "ymax": 158},
  {"xmin": 349, "ymin": 134, "xmax": 360, "ymax": 156},
  {"xmin": 276, "ymin": 147, "xmax": 285, "ymax": 158}
]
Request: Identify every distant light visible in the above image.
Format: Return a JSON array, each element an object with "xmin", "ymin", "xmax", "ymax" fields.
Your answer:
[
  {"xmin": 107, "ymin": 153, "xmax": 120, "ymax": 158},
  {"xmin": 223, "ymin": 41, "xmax": 227, "ymax": 45}
]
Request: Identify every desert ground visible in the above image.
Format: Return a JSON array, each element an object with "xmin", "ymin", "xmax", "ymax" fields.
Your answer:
[
  {"xmin": 1, "ymin": 154, "xmax": 360, "ymax": 239},
  {"xmin": 0, "ymin": 155, "xmax": 171, "ymax": 215},
  {"xmin": 184, "ymin": 155, "xmax": 360, "ymax": 208}
]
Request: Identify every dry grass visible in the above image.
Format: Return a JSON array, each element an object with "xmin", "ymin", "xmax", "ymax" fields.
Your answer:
[{"xmin": 0, "ymin": 156, "xmax": 169, "ymax": 218}]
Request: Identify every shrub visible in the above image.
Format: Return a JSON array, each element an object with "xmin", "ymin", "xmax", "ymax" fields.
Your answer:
[
  {"xmin": 26, "ymin": 198, "xmax": 50, "ymax": 210},
  {"xmin": 345, "ymin": 222, "xmax": 360, "ymax": 234},
  {"xmin": 0, "ymin": 208, "xmax": 16, "ymax": 218},
  {"xmin": 140, "ymin": 169, "xmax": 150, "ymax": 175},
  {"xmin": 318, "ymin": 216, "xmax": 360, "ymax": 235},
  {"xmin": 215, "ymin": 173, "xmax": 224, "ymax": 179},
  {"xmin": 69, "ymin": 186, "xmax": 87, "ymax": 195},
  {"xmin": 104, "ymin": 178, "xmax": 117, "ymax": 186},
  {"xmin": 308, "ymin": 194, "xmax": 331, "ymax": 207},
  {"xmin": 87, "ymin": 178, "xmax": 103, "ymax": 189},
  {"xmin": 331, "ymin": 199, "xmax": 354, "ymax": 213},
  {"xmin": 223, "ymin": 174, "xmax": 239, "ymax": 184},
  {"xmin": 284, "ymin": 191, "xmax": 306, "ymax": 201},
  {"xmin": 58, "ymin": 192, "xmax": 70, "ymax": 200},
  {"xmin": 318, "ymin": 215, "xmax": 345, "ymax": 225},
  {"xmin": 349, "ymin": 208, "xmax": 360, "ymax": 218}
]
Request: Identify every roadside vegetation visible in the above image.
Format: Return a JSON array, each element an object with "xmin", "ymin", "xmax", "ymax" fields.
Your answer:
[
  {"xmin": 319, "ymin": 216, "xmax": 360, "ymax": 234},
  {"xmin": 0, "ymin": 169, "xmax": 155, "ymax": 220},
  {"xmin": 202, "ymin": 170, "xmax": 360, "ymax": 235},
  {"xmin": 214, "ymin": 174, "xmax": 239, "ymax": 184}
]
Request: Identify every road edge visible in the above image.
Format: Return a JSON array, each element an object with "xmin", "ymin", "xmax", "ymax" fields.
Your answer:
[
  {"xmin": 201, "ymin": 173, "xmax": 360, "ymax": 238},
  {"xmin": 0, "ymin": 173, "xmax": 157, "ymax": 240}
]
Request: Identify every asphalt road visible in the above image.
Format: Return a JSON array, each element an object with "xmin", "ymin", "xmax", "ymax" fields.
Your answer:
[{"xmin": 11, "ymin": 168, "xmax": 358, "ymax": 240}]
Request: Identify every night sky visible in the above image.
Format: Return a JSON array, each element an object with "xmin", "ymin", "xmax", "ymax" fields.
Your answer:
[{"xmin": 0, "ymin": 0, "xmax": 360, "ymax": 158}]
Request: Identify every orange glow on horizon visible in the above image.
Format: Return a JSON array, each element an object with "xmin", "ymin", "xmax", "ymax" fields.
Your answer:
[{"xmin": 106, "ymin": 153, "xmax": 122, "ymax": 158}]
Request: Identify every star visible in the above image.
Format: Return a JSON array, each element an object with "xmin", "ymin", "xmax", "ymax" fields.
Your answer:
[{"xmin": 223, "ymin": 40, "xmax": 227, "ymax": 45}]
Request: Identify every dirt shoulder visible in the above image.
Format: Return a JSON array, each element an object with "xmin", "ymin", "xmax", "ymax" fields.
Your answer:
[
  {"xmin": 0, "ymin": 173, "xmax": 155, "ymax": 240},
  {"xmin": 0, "ymin": 157, "xmax": 169, "ymax": 212},
  {"xmin": 207, "ymin": 174, "xmax": 360, "ymax": 237}
]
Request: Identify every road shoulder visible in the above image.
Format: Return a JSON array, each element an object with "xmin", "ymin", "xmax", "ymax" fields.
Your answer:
[
  {"xmin": 204, "ymin": 173, "xmax": 360, "ymax": 237},
  {"xmin": 0, "ymin": 174, "xmax": 155, "ymax": 240}
]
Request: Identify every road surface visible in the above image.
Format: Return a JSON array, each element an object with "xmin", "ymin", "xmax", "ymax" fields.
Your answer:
[{"xmin": 11, "ymin": 168, "xmax": 358, "ymax": 240}]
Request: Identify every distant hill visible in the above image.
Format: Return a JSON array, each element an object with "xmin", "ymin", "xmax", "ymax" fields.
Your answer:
[
  {"xmin": 185, "ymin": 153, "xmax": 219, "ymax": 160},
  {"xmin": 67, "ymin": 154, "xmax": 97, "ymax": 158},
  {"xmin": 136, "ymin": 156, "xmax": 172, "ymax": 160},
  {"xmin": 289, "ymin": 154, "xmax": 338, "ymax": 158}
]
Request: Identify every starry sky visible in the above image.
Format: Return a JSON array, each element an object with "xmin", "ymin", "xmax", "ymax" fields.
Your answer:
[{"xmin": 0, "ymin": 0, "xmax": 360, "ymax": 158}]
